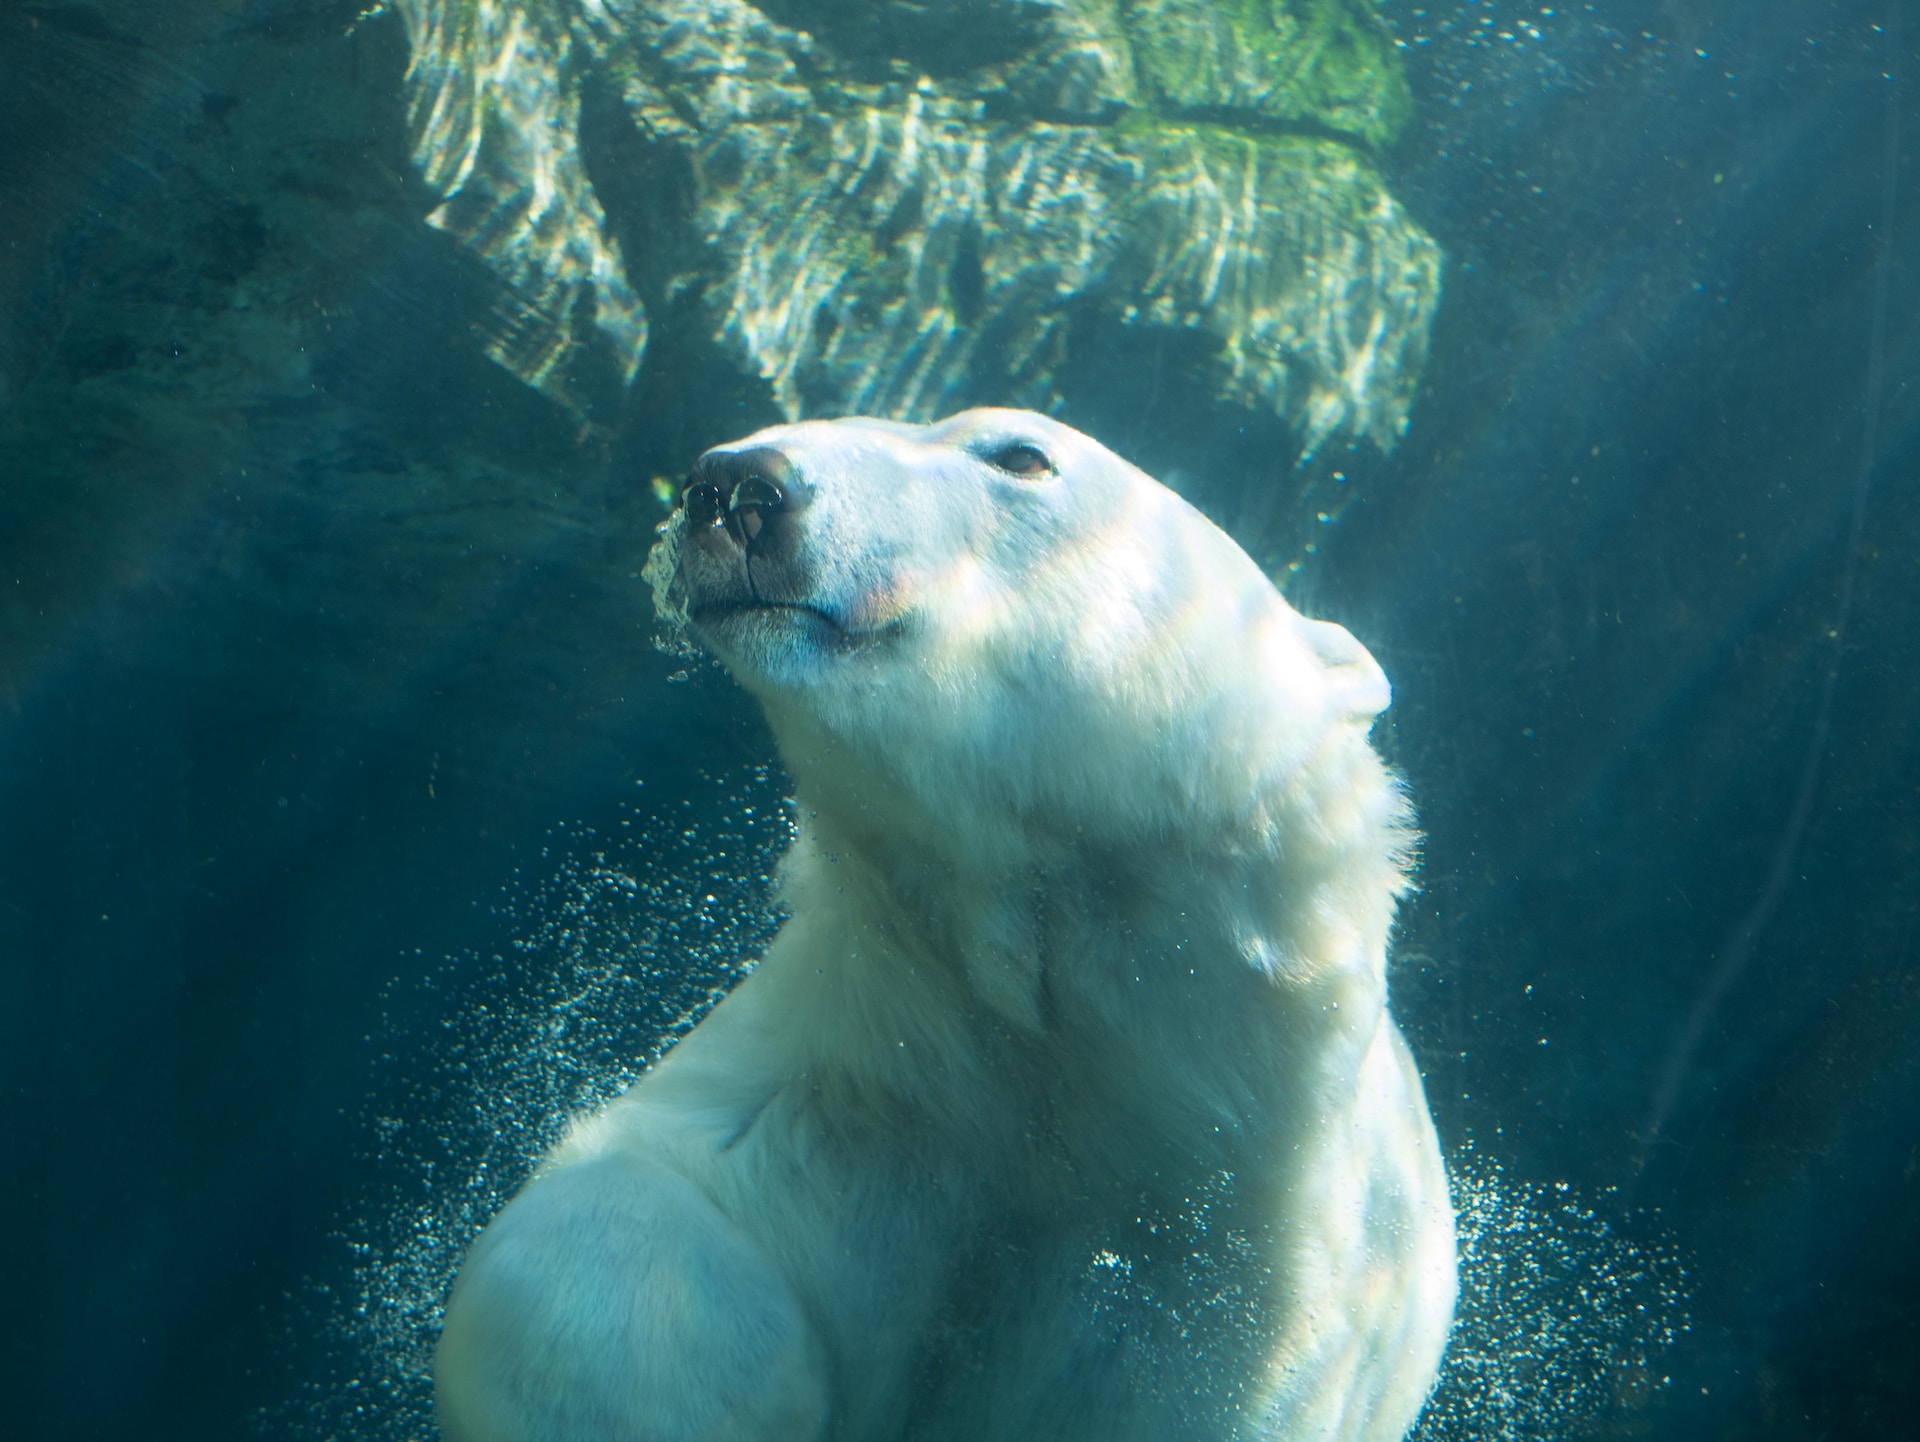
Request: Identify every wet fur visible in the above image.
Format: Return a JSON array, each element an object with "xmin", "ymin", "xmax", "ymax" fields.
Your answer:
[{"xmin": 436, "ymin": 410, "xmax": 1455, "ymax": 1442}]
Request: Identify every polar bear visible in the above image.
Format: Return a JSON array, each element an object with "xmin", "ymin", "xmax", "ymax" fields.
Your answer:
[{"xmin": 435, "ymin": 410, "xmax": 1456, "ymax": 1442}]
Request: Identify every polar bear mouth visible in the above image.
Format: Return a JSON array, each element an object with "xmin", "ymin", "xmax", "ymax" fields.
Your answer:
[
  {"xmin": 688, "ymin": 595, "xmax": 909, "ymax": 658},
  {"xmin": 689, "ymin": 597, "xmax": 842, "ymax": 630}
]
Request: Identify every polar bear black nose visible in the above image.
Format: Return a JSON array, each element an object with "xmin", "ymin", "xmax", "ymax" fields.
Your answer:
[{"xmin": 682, "ymin": 446, "xmax": 811, "ymax": 552}]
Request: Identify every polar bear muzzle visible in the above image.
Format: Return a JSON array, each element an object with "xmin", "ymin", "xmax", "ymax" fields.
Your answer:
[
  {"xmin": 662, "ymin": 422, "xmax": 960, "ymax": 684},
  {"xmin": 673, "ymin": 441, "xmax": 845, "ymax": 644}
]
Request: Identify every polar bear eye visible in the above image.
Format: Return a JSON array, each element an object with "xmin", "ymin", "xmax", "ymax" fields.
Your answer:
[{"xmin": 983, "ymin": 442, "xmax": 1055, "ymax": 479}]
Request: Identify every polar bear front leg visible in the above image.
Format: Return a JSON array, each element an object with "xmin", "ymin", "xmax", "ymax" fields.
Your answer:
[{"xmin": 436, "ymin": 1151, "xmax": 831, "ymax": 1442}]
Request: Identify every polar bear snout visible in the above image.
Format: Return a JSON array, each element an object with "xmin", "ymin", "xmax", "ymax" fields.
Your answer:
[{"xmin": 675, "ymin": 443, "xmax": 833, "ymax": 631}]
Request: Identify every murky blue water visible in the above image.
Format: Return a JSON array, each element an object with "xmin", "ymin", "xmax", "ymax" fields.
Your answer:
[{"xmin": 1, "ymin": 2, "xmax": 1914, "ymax": 1440}]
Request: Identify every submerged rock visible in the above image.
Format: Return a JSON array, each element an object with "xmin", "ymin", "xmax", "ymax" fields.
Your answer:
[{"xmin": 395, "ymin": 0, "xmax": 1438, "ymax": 454}]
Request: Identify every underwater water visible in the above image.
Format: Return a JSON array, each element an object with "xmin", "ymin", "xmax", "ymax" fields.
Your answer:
[{"xmin": 1, "ymin": 1, "xmax": 1915, "ymax": 1440}]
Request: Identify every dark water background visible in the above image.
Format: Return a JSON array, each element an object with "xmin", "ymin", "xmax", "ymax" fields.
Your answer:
[{"xmin": 2, "ymin": 1, "xmax": 1916, "ymax": 1439}]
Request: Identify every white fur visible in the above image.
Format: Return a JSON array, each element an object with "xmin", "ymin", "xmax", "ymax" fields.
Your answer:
[{"xmin": 436, "ymin": 410, "xmax": 1456, "ymax": 1442}]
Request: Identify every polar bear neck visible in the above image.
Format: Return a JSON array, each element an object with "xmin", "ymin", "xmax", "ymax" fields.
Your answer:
[{"xmin": 744, "ymin": 710, "xmax": 1414, "ymax": 1175}]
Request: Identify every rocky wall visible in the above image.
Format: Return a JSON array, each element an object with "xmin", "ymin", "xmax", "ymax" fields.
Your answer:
[{"xmin": 396, "ymin": 0, "xmax": 1437, "ymax": 454}]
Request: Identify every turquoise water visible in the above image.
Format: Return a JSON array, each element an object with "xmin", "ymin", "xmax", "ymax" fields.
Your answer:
[{"xmin": 1, "ymin": 2, "xmax": 1913, "ymax": 1439}]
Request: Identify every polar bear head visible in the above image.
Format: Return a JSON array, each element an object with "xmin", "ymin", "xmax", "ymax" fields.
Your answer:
[{"xmin": 646, "ymin": 409, "xmax": 1410, "ymax": 1011}]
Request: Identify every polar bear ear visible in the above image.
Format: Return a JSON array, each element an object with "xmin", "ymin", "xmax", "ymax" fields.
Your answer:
[{"xmin": 1296, "ymin": 616, "xmax": 1393, "ymax": 723}]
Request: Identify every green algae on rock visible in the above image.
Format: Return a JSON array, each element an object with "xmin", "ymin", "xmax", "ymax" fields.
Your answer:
[
  {"xmin": 1121, "ymin": 0, "xmax": 1413, "ymax": 149},
  {"xmin": 394, "ymin": 0, "xmax": 1438, "ymax": 454}
]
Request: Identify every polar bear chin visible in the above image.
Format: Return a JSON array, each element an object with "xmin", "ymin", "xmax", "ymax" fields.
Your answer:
[{"xmin": 441, "ymin": 410, "xmax": 1455, "ymax": 1442}]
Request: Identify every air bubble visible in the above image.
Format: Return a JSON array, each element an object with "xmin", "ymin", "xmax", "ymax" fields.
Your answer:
[
  {"xmin": 263, "ymin": 781, "xmax": 1689, "ymax": 1442},
  {"xmin": 262, "ymin": 770, "xmax": 793, "ymax": 1440},
  {"xmin": 1410, "ymin": 1140, "xmax": 1691, "ymax": 1440}
]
